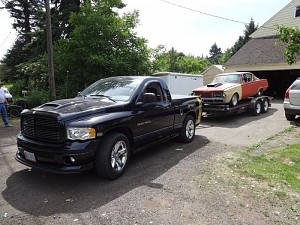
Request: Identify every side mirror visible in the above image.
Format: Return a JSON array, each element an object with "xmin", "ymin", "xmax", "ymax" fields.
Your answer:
[{"xmin": 142, "ymin": 93, "xmax": 156, "ymax": 103}]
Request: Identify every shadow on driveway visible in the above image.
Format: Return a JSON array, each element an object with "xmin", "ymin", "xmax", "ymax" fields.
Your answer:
[{"xmin": 2, "ymin": 135, "xmax": 209, "ymax": 216}]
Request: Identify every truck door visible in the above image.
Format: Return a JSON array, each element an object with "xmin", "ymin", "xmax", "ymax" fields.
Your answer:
[{"xmin": 133, "ymin": 82, "xmax": 173, "ymax": 147}]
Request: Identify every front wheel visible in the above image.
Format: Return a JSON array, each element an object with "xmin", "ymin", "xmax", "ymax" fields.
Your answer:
[
  {"xmin": 94, "ymin": 132, "xmax": 130, "ymax": 180},
  {"xmin": 230, "ymin": 93, "xmax": 239, "ymax": 107},
  {"xmin": 178, "ymin": 115, "xmax": 195, "ymax": 143}
]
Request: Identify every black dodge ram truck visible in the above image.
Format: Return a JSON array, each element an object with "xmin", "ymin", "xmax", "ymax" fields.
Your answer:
[{"xmin": 16, "ymin": 76, "xmax": 202, "ymax": 179}]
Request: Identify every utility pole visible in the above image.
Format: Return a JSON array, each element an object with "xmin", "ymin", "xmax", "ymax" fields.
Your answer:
[{"xmin": 45, "ymin": 0, "xmax": 56, "ymax": 100}]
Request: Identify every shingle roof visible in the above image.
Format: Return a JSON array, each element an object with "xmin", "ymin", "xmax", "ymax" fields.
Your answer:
[{"xmin": 224, "ymin": 37, "xmax": 289, "ymax": 66}]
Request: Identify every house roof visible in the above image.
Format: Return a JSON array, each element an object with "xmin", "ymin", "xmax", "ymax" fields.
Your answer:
[
  {"xmin": 251, "ymin": 0, "xmax": 300, "ymax": 39},
  {"xmin": 202, "ymin": 65, "xmax": 224, "ymax": 74},
  {"xmin": 224, "ymin": 37, "xmax": 288, "ymax": 66}
]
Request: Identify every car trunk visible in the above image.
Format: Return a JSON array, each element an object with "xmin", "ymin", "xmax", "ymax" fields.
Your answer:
[{"xmin": 289, "ymin": 90, "xmax": 300, "ymax": 106}]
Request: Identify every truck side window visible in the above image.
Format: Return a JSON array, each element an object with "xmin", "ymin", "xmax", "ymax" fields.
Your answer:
[{"xmin": 140, "ymin": 82, "xmax": 164, "ymax": 102}]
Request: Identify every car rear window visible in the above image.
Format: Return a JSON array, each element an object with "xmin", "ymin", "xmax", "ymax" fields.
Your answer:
[{"xmin": 291, "ymin": 80, "xmax": 300, "ymax": 90}]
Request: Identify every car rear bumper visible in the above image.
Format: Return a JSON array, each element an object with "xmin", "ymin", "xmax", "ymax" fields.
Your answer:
[{"xmin": 284, "ymin": 102, "xmax": 300, "ymax": 115}]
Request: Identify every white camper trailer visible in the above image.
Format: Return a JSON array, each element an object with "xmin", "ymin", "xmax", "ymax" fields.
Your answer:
[{"xmin": 152, "ymin": 72, "xmax": 203, "ymax": 95}]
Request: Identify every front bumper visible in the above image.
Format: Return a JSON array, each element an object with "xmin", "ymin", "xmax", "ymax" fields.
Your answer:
[{"xmin": 16, "ymin": 132, "xmax": 100, "ymax": 174}]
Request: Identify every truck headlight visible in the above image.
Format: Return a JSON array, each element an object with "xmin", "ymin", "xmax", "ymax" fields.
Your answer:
[{"xmin": 66, "ymin": 127, "xmax": 96, "ymax": 140}]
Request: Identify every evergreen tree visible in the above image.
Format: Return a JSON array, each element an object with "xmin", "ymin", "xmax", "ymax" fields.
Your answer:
[{"xmin": 209, "ymin": 43, "xmax": 222, "ymax": 64}]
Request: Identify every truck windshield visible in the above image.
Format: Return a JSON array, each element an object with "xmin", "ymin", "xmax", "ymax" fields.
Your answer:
[
  {"xmin": 80, "ymin": 77, "xmax": 141, "ymax": 101},
  {"xmin": 213, "ymin": 74, "xmax": 240, "ymax": 84}
]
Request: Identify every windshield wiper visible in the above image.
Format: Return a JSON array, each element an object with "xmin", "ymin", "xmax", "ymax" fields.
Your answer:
[
  {"xmin": 77, "ymin": 92, "xmax": 86, "ymax": 99},
  {"xmin": 89, "ymin": 94, "xmax": 116, "ymax": 102}
]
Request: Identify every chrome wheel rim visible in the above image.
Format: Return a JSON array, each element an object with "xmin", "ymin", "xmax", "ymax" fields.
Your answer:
[
  {"xmin": 256, "ymin": 102, "xmax": 261, "ymax": 114},
  {"xmin": 263, "ymin": 101, "xmax": 268, "ymax": 111},
  {"xmin": 185, "ymin": 120, "xmax": 195, "ymax": 139},
  {"xmin": 111, "ymin": 140, "xmax": 128, "ymax": 172},
  {"xmin": 232, "ymin": 94, "xmax": 238, "ymax": 106}
]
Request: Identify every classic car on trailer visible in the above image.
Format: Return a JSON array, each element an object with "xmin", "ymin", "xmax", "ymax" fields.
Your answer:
[{"xmin": 192, "ymin": 72, "xmax": 268, "ymax": 107}]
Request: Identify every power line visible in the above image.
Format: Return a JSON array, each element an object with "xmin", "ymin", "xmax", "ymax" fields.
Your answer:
[
  {"xmin": 159, "ymin": 0, "xmax": 276, "ymax": 30},
  {"xmin": 0, "ymin": 29, "xmax": 14, "ymax": 49}
]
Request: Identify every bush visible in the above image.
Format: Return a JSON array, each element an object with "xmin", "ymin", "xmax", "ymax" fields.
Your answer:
[{"xmin": 26, "ymin": 90, "xmax": 50, "ymax": 108}]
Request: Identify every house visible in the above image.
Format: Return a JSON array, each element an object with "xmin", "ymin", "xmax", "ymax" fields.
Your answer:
[
  {"xmin": 224, "ymin": 0, "xmax": 300, "ymax": 97},
  {"xmin": 201, "ymin": 65, "xmax": 224, "ymax": 85}
]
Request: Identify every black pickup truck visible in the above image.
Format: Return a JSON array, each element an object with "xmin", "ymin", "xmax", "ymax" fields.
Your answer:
[{"xmin": 16, "ymin": 76, "xmax": 202, "ymax": 179}]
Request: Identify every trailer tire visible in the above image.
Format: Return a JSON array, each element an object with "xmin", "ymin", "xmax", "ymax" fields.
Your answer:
[
  {"xmin": 252, "ymin": 100, "xmax": 262, "ymax": 116},
  {"xmin": 178, "ymin": 115, "xmax": 195, "ymax": 143},
  {"xmin": 261, "ymin": 98, "xmax": 269, "ymax": 113},
  {"xmin": 94, "ymin": 132, "xmax": 130, "ymax": 180}
]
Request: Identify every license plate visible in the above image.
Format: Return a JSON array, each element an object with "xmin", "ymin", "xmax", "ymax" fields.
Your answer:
[{"xmin": 24, "ymin": 150, "xmax": 36, "ymax": 162}]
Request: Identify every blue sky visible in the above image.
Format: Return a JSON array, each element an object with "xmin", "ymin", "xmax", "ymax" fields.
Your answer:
[{"xmin": 0, "ymin": 0, "xmax": 292, "ymax": 59}]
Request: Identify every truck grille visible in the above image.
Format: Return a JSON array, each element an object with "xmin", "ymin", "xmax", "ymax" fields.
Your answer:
[{"xmin": 21, "ymin": 114, "xmax": 65, "ymax": 143}]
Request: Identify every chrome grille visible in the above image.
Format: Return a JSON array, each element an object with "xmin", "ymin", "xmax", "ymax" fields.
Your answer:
[{"xmin": 22, "ymin": 114, "xmax": 64, "ymax": 142}]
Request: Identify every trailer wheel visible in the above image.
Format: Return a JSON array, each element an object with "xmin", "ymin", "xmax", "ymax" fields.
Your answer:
[
  {"xmin": 261, "ymin": 98, "xmax": 269, "ymax": 113},
  {"xmin": 178, "ymin": 115, "xmax": 195, "ymax": 143},
  {"xmin": 94, "ymin": 132, "xmax": 130, "ymax": 179},
  {"xmin": 230, "ymin": 93, "xmax": 239, "ymax": 107},
  {"xmin": 252, "ymin": 100, "xmax": 262, "ymax": 116},
  {"xmin": 9, "ymin": 108, "xmax": 20, "ymax": 117}
]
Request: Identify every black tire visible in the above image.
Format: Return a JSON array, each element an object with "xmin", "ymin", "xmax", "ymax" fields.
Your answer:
[
  {"xmin": 230, "ymin": 93, "xmax": 239, "ymax": 107},
  {"xmin": 256, "ymin": 89, "xmax": 263, "ymax": 97},
  {"xmin": 16, "ymin": 100, "xmax": 28, "ymax": 109},
  {"xmin": 285, "ymin": 113, "xmax": 296, "ymax": 121},
  {"xmin": 252, "ymin": 100, "xmax": 262, "ymax": 116},
  {"xmin": 261, "ymin": 98, "xmax": 269, "ymax": 113},
  {"xmin": 178, "ymin": 115, "xmax": 195, "ymax": 143},
  {"xmin": 94, "ymin": 132, "xmax": 130, "ymax": 180},
  {"xmin": 8, "ymin": 108, "xmax": 20, "ymax": 117}
]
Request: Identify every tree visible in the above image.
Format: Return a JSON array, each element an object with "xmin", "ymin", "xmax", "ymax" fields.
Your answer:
[
  {"xmin": 209, "ymin": 43, "xmax": 222, "ymax": 64},
  {"xmin": 277, "ymin": 25, "xmax": 300, "ymax": 65},
  {"xmin": 151, "ymin": 45, "xmax": 210, "ymax": 74},
  {"xmin": 54, "ymin": 1, "xmax": 151, "ymax": 97},
  {"xmin": 222, "ymin": 18, "xmax": 258, "ymax": 64},
  {"xmin": 1, "ymin": 0, "xmax": 45, "ymax": 84}
]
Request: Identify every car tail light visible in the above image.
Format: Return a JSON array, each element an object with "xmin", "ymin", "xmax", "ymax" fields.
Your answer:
[{"xmin": 284, "ymin": 88, "xmax": 290, "ymax": 100}]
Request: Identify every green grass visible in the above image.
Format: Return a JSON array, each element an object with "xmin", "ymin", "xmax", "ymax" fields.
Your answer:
[{"xmin": 235, "ymin": 144, "xmax": 300, "ymax": 191}]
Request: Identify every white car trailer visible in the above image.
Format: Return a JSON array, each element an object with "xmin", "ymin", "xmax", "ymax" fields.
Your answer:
[{"xmin": 152, "ymin": 72, "xmax": 203, "ymax": 95}]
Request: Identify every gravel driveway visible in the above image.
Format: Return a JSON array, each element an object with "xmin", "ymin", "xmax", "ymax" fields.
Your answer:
[{"xmin": 0, "ymin": 99, "xmax": 299, "ymax": 225}]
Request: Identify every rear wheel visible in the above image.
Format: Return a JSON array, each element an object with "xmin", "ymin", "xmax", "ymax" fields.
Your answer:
[
  {"xmin": 285, "ymin": 113, "xmax": 296, "ymax": 121},
  {"xmin": 230, "ymin": 93, "xmax": 239, "ymax": 107},
  {"xmin": 94, "ymin": 132, "xmax": 130, "ymax": 180},
  {"xmin": 178, "ymin": 115, "xmax": 195, "ymax": 143},
  {"xmin": 261, "ymin": 98, "xmax": 269, "ymax": 113},
  {"xmin": 252, "ymin": 100, "xmax": 262, "ymax": 116},
  {"xmin": 256, "ymin": 89, "xmax": 263, "ymax": 97}
]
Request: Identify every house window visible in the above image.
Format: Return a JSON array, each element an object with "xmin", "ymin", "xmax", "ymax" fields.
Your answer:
[{"xmin": 295, "ymin": 6, "xmax": 300, "ymax": 17}]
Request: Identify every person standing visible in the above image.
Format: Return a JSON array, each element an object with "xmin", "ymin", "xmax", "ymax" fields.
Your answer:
[{"xmin": 0, "ymin": 82, "xmax": 13, "ymax": 127}]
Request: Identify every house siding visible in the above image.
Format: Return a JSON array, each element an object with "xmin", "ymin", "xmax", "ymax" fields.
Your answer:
[{"xmin": 251, "ymin": 0, "xmax": 300, "ymax": 38}]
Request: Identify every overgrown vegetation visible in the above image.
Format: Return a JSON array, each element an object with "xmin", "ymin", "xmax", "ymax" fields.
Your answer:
[{"xmin": 233, "ymin": 126, "xmax": 300, "ymax": 192}]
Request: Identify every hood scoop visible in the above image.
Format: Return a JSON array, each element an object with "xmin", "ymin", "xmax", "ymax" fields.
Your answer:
[{"xmin": 207, "ymin": 82, "xmax": 222, "ymax": 88}]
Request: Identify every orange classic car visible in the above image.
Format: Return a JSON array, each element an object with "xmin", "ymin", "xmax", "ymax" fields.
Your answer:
[{"xmin": 192, "ymin": 72, "xmax": 268, "ymax": 107}]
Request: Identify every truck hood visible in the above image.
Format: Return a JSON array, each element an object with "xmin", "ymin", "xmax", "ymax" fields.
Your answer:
[
  {"xmin": 193, "ymin": 83, "xmax": 239, "ymax": 92},
  {"xmin": 33, "ymin": 97, "xmax": 122, "ymax": 115}
]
